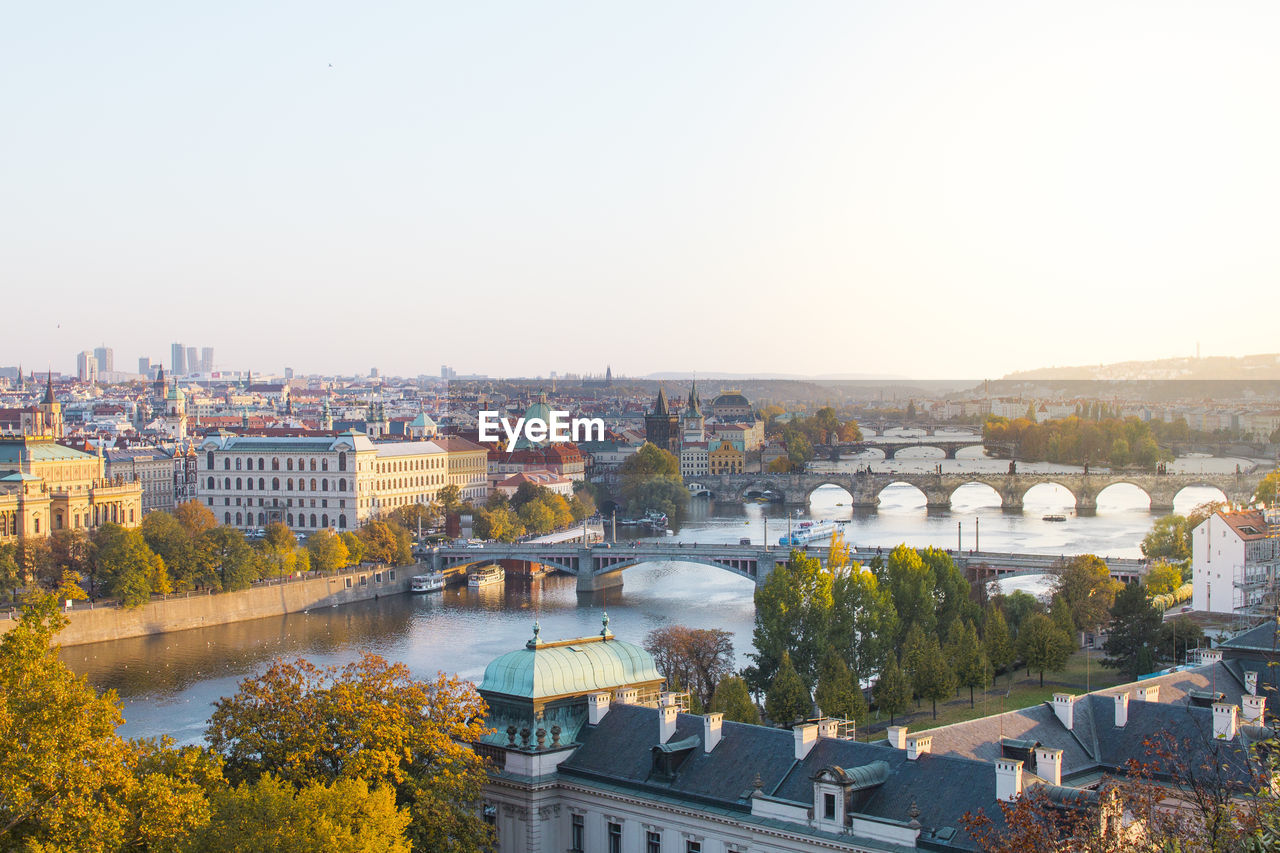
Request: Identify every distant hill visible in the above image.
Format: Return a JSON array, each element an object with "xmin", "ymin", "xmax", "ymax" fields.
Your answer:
[{"xmin": 1004, "ymin": 353, "xmax": 1280, "ymax": 381}]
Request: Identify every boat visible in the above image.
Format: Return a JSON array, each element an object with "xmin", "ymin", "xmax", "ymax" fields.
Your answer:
[
  {"xmin": 641, "ymin": 510, "xmax": 668, "ymax": 531},
  {"xmin": 467, "ymin": 564, "xmax": 505, "ymax": 589},
  {"xmin": 1043, "ymin": 514, "xmax": 1068, "ymax": 522},
  {"xmin": 410, "ymin": 572, "xmax": 445, "ymax": 593},
  {"xmin": 778, "ymin": 519, "xmax": 844, "ymax": 546}
]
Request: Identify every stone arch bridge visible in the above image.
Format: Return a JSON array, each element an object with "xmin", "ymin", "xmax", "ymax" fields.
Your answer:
[{"xmin": 687, "ymin": 470, "xmax": 1265, "ymax": 514}]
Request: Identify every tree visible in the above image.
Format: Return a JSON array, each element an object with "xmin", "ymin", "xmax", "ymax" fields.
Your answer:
[
  {"xmin": 142, "ymin": 510, "xmax": 208, "ymax": 592},
  {"xmin": 1254, "ymin": 469, "xmax": 1280, "ymax": 506},
  {"xmin": 186, "ymin": 775, "xmax": 410, "ymax": 853},
  {"xmin": 173, "ymin": 500, "xmax": 218, "ymax": 538},
  {"xmin": 307, "ymin": 528, "xmax": 351, "ymax": 574},
  {"xmin": 882, "ymin": 545, "xmax": 937, "ymax": 642},
  {"xmin": 644, "ymin": 626, "xmax": 735, "ymax": 710},
  {"xmin": 390, "ymin": 501, "xmax": 439, "ymax": 537},
  {"xmin": 206, "ymin": 654, "xmax": 492, "ymax": 852},
  {"xmin": 764, "ymin": 651, "xmax": 809, "ymax": 725},
  {"xmin": 1017, "ymin": 613, "xmax": 1074, "ymax": 687},
  {"xmin": 1141, "ymin": 514, "xmax": 1189, "ymax": 561},
  {"xmin": 0, "ymin": 596, "xmax": 218, "ymax": 851},
  {"xmin": 1101, "ymin": 583, "xmax": 1163, "ymax": 680},
  {"xmin": 999, "ymin": 590, "xmax": 1042, "ymax": 634},
  {"xmin": 435, "ymin": 485, "xmax": 463, "ymax": 515},
  {"xmin": 203, "ymin": 526, "xmax": 259, "ymax": 592},
  {"xmin": 358, "ymin": 521, "xmax": 411, "ymax": 565},
  {"xmin": 767, "ymin": 456, "xmax": 793, "ymax": 473},
  {"xmin": 813, "ymin": 647, "xmax": 865, "ymax": 723},
  {"xmin": 1185, "ymin": 500, "xmax": 1228, "ymax": 534},
  {"xmin": 913, "ymin": 634, "xmax": 956, "ymax": 719},
  {"xmin": 872, "ymin": 655, "xmax": 912, "ymax": 726},
  {"xmin": 618, "ymin": 443, "xmax": 688, "ymax": 523},
  {"xmin": 899, "ymin": 623, "xmax": 930, "ymax": 706},
  {"xmin": 1145, "ymin": 560, "xmax": 1183, "ymax": 596},
  {"xmin": 517, "ymin": 499, "xmax": 556, "ymax": 535},
  {"xmin": 341, "ymin": 530, "xmax": 366, "ymax": 565},
  {"xmin": 259, "ymin": 522, "xmax": 299, "ymax": 579},
  {"xmin": 1054, "ymin": 555, "xmax": 1121, "ymax": 634},
  {"xmin": 472, "ymin": 506, "xmax": 524, "ymax": 542},
  {"xmin": 948, "ymin": 620, "xmax": 992, "ymax": 707},
  {"xmin": 982, "ymin": 605, "xmax": 1015, "ymax": 682},
  {"xmin": 828, "ymin": 565, "xmax": 897, "ymax": 687},
  {"xmin": 710, "ymin": 676, "xmax": 758, "ymax": 724},
  {"xmin": 93, "ymin": 523, "xmax": 166, "ymax": 607},
  {"xmin": 48, "ymin": 529, "xmax": 92, "ymax": 588},
  {"xmin": 748, "ymin": 550, "xmax": 832, "ymax": 691},
  {"xmin": 1159, "ymin": 614, "xmax": 1205, "ymax": 666}
]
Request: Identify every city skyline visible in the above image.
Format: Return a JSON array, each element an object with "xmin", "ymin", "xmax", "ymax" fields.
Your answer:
[{"xmin": 5, "ymin": 2, "xmax": 1280, "ymax": 377}]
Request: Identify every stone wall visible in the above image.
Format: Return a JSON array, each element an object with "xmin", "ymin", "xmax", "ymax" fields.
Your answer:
[{"xmin": 0, "ymin": 565, "xmax": 415, "ymax": 647}]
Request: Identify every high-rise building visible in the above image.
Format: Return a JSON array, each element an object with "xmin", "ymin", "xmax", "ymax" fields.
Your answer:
[
  {"xmin": 76, "ymin": 351, "xmax": 98, "ymax": 383},
  {"xmin": 138, "ymin": 357, "xmax": 152, "ymax": 376},
  {"xmin": 186, "ymin": 347, "xmax": 198, "ymax": 374},
  {"xmin": 284, "ymin": 367, "xmax": 294, "ymax": 380},
  {"xmin": 171, "ymin": 343, "xmax": 186, "ymax": 375},
  {"xmin": 200, "ymin": 347, "xmax": 214, "ymax": 374},
  {"xmin": 93, "ymin": 346, "xmax": 113, "ymax": 373}
]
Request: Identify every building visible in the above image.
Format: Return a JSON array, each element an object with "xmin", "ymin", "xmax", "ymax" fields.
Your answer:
[
  {"xmin": 1191, "ymin": 508, "xmax": 1280, "ymax": 614},
  {"xmin": 197, "ymin": 430, "xmax": 488, "ymax": 532},
  {"xmin": 681, "ymin": 381, "xmax": 705, "ymax": 444},
  {"xmin": 710, "ymin": 389, "xmax": 753, "ymax": 420},
  {"xmin": 679, "ymin": 441, "xmax": 709, "ymax": 480},
  {"xmin": 708, "ymin": 439, "xmax": 744, "ymax": 475},
  {"xmin": 138, "ymin": 357, "xmax": 152, "ymax": 377},
  {"xmin": 0, "ymin": 435, "xmax": 144, "ymax": 541},
  {"xmin": 643, "ymin": 387, "xmax": 680, "ymax": 455},
  {"xmin": 171, "ymin": 343, "xmax": 186, "ymax": 375},
  {"xmin": 77, "ymin": 351, "xmax": 98, "ymax": 383},
  {"xmin": 186, "ymin": 347, "xmax": 198, "ymax": 375},
  {"xmin": 93, "ymin": 346, "xmax": 113, "ymax": 374},
  {"xmin": 104, "ymin": 447, "xmax": 177, "ymax": 514},
  {"xmin": 200, "ymin": 347, "xmax": 214, "ymax": 374},
  {"xmin": 495, "ymin": 470, "xmax": 574, "ymax": 499}
]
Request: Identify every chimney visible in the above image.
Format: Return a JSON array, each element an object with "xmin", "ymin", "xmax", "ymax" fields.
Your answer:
[
  {"xmin": 1136, "ymin": 684, "xmax": 1160, "ymax": 703},
  {"xmin": 1246, "ymin": 671, "xmax": 1259, "ymax": 696},
  {"xmin": 1052, "ymin": 693, "xmax": 1076, "ymax": 730},
  {"xmin": 659, "ymin": 703, "xmax": 679, "ymax": 744},
  {"xmin": 1212, "ymin": 703, "xmax": 1238, "ymax": 740},
  {"xmin": 1198, "ymin": 648, "xmax": 1223, "ymax": 666},
  {"xmin": 794, "ymin": 723, "xmax": 818, "ymax": 760},
  {"xmin": 1035, "ymin": 747, "xmax": 1063, "ymax": 786},
  {"xmin": 886, "ymin": 725, "xmax": 908, "ymax": 750},
  {"xmin": 1243, "ymin": 695, "xmax": 1267, "ymax": 726},
  {"xmin": 588, "ymin": 692, "xmax": 611, "ymax": 725},
  {"xmin": 615, "ymin": 687, "xmax": 639, "ymax": 705},
  {"xmin": 906, "ymin": 733, "xmax": 932, "ymax": 760},
  {"xmin": 703, "ymin": 713, "xmax": 724, "ymax": 752},
  {"xmin": 817, "ymin": 718, "xmax": 842, "ymax": 739},
  {"xmin": 659, "ymin": 692, "xmax": 677, "ymax": 707},
  {"xmin": 1114, "ymin": 692, "xmax": 1130, "ymax": 727},
  {"xmin": 995, "ymin": 759, "xmax": 1024, "ymax": 802}
]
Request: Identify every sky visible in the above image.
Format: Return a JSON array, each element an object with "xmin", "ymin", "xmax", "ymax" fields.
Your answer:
[{"xmin": 4, "ymin": 1, "xmax": 1279, "ymax": 380}]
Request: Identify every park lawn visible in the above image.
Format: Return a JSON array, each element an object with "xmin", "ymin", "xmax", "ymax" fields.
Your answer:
[{"xmin": 860, "ymin": 649, "xmax": 1127, "ymax": 737}]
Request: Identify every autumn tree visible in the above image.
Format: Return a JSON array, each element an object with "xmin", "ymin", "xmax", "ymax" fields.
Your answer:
[
  {"xmin": 1018, "ymin": 613, "xmax": 1075, "ymax": 687},
  {"xmin": 872, "ymin": 655, "xmax": 912, "ymax": 726},
  {"xmin": 1141, "ymin": 514, "xmax": 1189, "ymax": 561},
  {"xmin": 203, "ymin": 526, "xmax": 259, "ymax": 591},
  {"xmin": 948, "ymin": 619, "xmax": 992, "ymax": 707},
  {"xmin": 1254, "ymin": 469, "xmax": 1280, "ymax": 506},
  {"xmin": 618, "ymin": 442, "xmax": 688, "ymax": 524},
  {"xmin": 1054, "ymin": 555, "xmax": 1121, "ymax": 634},
  {"xmin": 206, "ymin": 654, "xmax": 492, "ymax": 853},
  {"xmin": 1145, "ymin": 560, "xmax": 1183, "ymax": 596},
  {"xmin": 981, "ymin": 605, "xmax": 1015, "ymax": 682},
  {"xmin": 813, "ymin": 646, "xmax": 866, "ymax": 723},
  {"xmin": 93, "ymin": 523, "xmax": 168, "ymax": 607},
  {"xmin": 644, "ymin": 625, "xmax": 735, "ymax": 710},
  {"xmin": 710, "ymin": 676, "xmax": 758, "ymax": 724},
  {"xmin": 358, "ymin": 520, "xmax": 412, "ymax": 565},
  {"xmin": 764, "ymin": 651, "xmax": 810, "ymax": 725},
  {"xmin": 307, "ymin": 528, "xmax": 351, "ymax": 574},
  {"xmin": 174, "ymin": 500, "xmax": 218, "ymax": 538},
  {"xmin": 258, "ymin": 521, "xmax": 299, "ymax": 579},
  {"xmin": 748, "ymin": 550, "xmax": 832, "ymax": 691}
]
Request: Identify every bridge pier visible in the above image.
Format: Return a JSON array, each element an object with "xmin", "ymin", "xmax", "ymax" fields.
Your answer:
[
  {"xmin": 1075, "ymin": 494, "xmax": 1097, "ymax": 516},
  {"xmin": 577, "ymin": 569, "xmax": 623, "ymax": 593}
]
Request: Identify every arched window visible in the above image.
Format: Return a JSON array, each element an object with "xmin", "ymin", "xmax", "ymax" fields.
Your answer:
[
  {"xmin": 235, "ymin": 458, "xmax": 242, "ymax": 470},
  {"xmin": 310, "ymin": 478, "xmax": 317, "ymax": 491},
  {"xmin": 224, "ymin": 477, "xmax": 231, "ymax": 489},
  {"xmin": 298, "ymin": 458, "xmax": 305, "ymax": 472},
  {"xmin": 338, "ymin": 452, "xmax": 347, "ymax": 471},
  {"xmin": 338, "ymin": 515, "xmax": 348, "ymax": 529},
  {"xmin": 235, "ymin": 512, "xmax": 242, "ymax": 525},
  {"xmin": 339, "ymin": 478, "xmax": 346, "ymax": 491},
  {"xmin": 310, "ymin": 459, "xmax": 316, "ymax": 471},
  {"xmin": 310, "ymin": 514, "xmax": 317, "ymax": 528},
  {"xmin": 258, "ymin": 512, "xmax": 265, "ymax": 525},
  {"xmin": 207, "ymin": 451, "xmax": 214, "ymax": 469},
  {"xmin": 321, "ymin": 514, "xmax": 328, "ymax": 528},
  {"xmin": 272, "ymin": 457, "xmax": 280, "ymax": 471},
  {"xmin": 129, "ymin": 509, "xmax": 135, "ymax": 523},
  {"xmin": 287, "ymin": 513, "xmax": 294, "ymax": 526},
  {"xmin": 321, "ymin": 479, "xmax": 328, "ymax": 491},
  {"xmin": 224, "ymin": 459, "xmax": 231, "ymax": 470},
  {"xmin": 225, "ymin": 512, "xmax": 232, "ymax": 524},
  {"xmin": 287, "ymin": 458, "xmax": 294, "ymax": 471},
  {"xmin": 258, "ymin": 458, "xmax": 265, "ymax": 470},
  {"xmin": 273, "ymin": 478, "xmax": 280, "ymax": 490},
  {"xmin": 322, "ymin": 459, "xmax": 328, "ymax": 471},
  {"xmin": 258, "ymin": 478, "xmax": 265, "ymax": 490},
  {"xmin": 287, "ymin": 478, "xmax": 294, "ymax": 491},
  {"xmin": 236, "ymin": 478, "xmax": 242, "ymax": 490},
  {"xmin": 207, "ymin": 477, "xmax": 215, "ymax": 489}
]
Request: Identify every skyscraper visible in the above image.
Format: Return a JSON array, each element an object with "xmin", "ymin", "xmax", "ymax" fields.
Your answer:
[
  {"xmin": 93, "ymin": 346, "xmax": 113, "ymax": 373},
  {"xmin": 200, "ymin": 347, "xmax": 214, "ymax": 373},
  {"xmin": 186, "ymin": 347, "xmax": 198, "ymax": 374},
  {"xmin": 77, "ymin": 351, "xmax": 98, "ymax": 383},
  {"xmin": 138, "ymin": 357, "xmax": 151, "ymax": 376},
  {"xmin": 171, "ymin": 343, "xmax": 186, "ymax": 375}
]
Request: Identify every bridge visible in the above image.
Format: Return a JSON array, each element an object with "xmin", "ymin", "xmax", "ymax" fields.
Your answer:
[
  {"xmin": 427, "ymin": 541, "xmax": 1153, "ymax": 592},
  {"xmin": 836, "ymin": 436, "xmax": 985, "ymax": 460},
  {"xmin": 687, "ymin": 469, "xmax": 1266, "ymax": 513}
]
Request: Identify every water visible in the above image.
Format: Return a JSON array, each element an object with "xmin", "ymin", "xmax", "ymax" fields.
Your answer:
[{"xmin": 64, "ymin": 446, "xmax": 1256, "ymax": 744}]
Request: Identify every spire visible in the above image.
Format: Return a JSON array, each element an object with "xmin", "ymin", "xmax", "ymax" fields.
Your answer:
[
  {"xmin": 654, "ymin": 384, "xmax": 669, "ymax": 415},
  {"xmin": 687, "ymin": 379, "xmax": 701, "ymax": 417},
  {"xmin": 16, "ymin": 362, "xmax": 23, "ymax": 392},
  {"xmin": 42, "ymin": 369, "xmax": 54, "ymax": 405}
]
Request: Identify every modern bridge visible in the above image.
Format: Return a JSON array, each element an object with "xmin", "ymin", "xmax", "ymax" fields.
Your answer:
[
  {"xmin": 687, "ymin": 469, "xmax": 1266, "ymax": 513},
  {"xmin": 426, "ymin": 541, "xmax": 1152, "ymax": 592}
]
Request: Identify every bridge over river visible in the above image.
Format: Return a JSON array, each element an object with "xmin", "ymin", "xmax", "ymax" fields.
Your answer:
[
  {"xmin": 427, "ymin": 541, "xmax": 1149, "ymax": 592},
  {"xmin": 686, "ymin": 469, "xmax": 1265, "ymax": 513}
]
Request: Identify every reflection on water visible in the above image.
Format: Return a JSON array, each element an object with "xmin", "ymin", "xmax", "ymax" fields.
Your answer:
[{"xmin": 66, "ymin": 449, "xmax": 1246, "ymax": 744}]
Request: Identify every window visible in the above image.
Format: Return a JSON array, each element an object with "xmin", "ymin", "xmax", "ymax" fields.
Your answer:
[
  {"xmin": 388, "ymin": 570, "xmax": 395, "ymax": 581},
  {"xmin": 310, "ymin": 458, "xmax": 316, "ymax": 471},
  {"xmin": 338, "ymin": 452, "xmax": 347, "ymax": 471},
  {"xmin": 258, "ymin": 458, "xmax": 265, "ymax": 470},
  {"xmin": 273, "ymin": 478, "xmax": 280, "ymax": 490},
  {"xmin": 287, "ymin": 458, "xmax": 294, "ymax": 471},
  {"xmin": 272, "ymin": 457, "xmax": 280, "ymax": 471},
  {"xmin": 322, "ymin": 459, "xmax": 328, "ymax": 471},
  {"xmin": 647, "ymin": 830, "xmax": 661, "ymax": 853},
  {"xmin": 823, "ymin": 792, "xmax": 836, "ymax": 821},
  {"xmin": 235, "ymin": 458, "xmax": 242, "ymax": 470},
  {"xmin": 225, "ymin": 512, "xmax": 231, "ymax": 524},
  {"xmin": 570, "ymin": 815, "xmax": 584, "ymax": 853},
  {"xmin": 608, "ymin": 823, "xmax": 622, "ymax": 853},
  {"xmin": 224, "ymin": 459, "xmax": 230, "ymax": 470},
  {"xmin": 686, "ymin": 842, "xmax": 701, "ymax": 853},
  {"xmin": 224, "ymin": 478, "xmax": 231, "ymax": 489},
  {"xmin": 345, "ymin": 577, "xmax": 353, "ymax": 589},
  {"xmin": 235, "ymin": 478, "xmax": 242, "ymax": 490},
  {"xmin": 207, "ymin": 476, "xmax": 215, "ymax": 489},
  {"xmin": 374, "ymin": 571, "xmax": 382, "ymax": 583}
]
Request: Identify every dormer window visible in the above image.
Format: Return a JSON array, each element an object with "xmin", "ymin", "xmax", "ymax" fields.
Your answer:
[{"xmin": 823, "ymin": 792, "xmax": 836, "ymax": 820}]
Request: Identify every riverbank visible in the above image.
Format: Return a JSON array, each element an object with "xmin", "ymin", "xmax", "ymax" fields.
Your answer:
[{"xmin": 4, "ymin": 565, "xmax": 414, "ymax": 647}]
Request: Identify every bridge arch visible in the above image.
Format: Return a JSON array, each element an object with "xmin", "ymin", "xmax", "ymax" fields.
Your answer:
[
  {"xmin": 888, "ymin": 445, "xmax": 946, "ymax": 460},
  {"xmin": 1094, "ymin": 482, "xmax": 1152, "ymax": 512},
  {"xmin": 874, "ymin": 481, "xmax": 930, "ymax": 511},
  {"xmin": 949, "ymin": 481, "xmax": 1002, "ymax": 509},
  {"xmin": 735, "ymin": 479, "xmax": 788, "ymax": 503},
  {"xmin": 1171, "ymin": 484, "xmax": 1230, "ymax": 514},
  {"xmin": 804, "ymin": 481, "xmax": 855, "ymax": 508},
  {"xmin": 1017, "ymin": 482, "xmax": 1078, "ymax": 511}
]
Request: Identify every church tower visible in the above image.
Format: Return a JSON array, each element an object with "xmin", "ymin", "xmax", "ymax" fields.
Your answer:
[
  {"xmin": 644, "ymin": 385, "xmax": 680, "ymax": 454},
  {"xmin": 682, "ymin": 380, "xmax": 705, "ymax": 444},
  {"xmin": 38, "ymin": 373, "xmax": 63, "ymax": 438},
  {"xmin": 163, "ymin": 379, "xmax": 188, "ymax": 440}
]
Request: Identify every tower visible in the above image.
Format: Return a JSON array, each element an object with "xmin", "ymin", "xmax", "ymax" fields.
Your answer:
[
  {"xmin": 38, "ymin": 372, "xmax": 63, "ymax": 438},
  {"xmin": 321, "ymin": 394, "xmax": 334, "ymax": 431},
  {"xmin": 163, "ymin": 379, "xmax": 188, "ymax": 440},
  {"xmin": 644, "ymin": 386, "xmax": 680, "ymax": 454},
  {"xmin": 682, "ymin": 380, "xmax": 705, "ymax": 443}
]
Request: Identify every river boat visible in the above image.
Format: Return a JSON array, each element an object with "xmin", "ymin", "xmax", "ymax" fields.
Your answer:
[
  {"xmin": 1042, "ymin": 514, "xmax": 1068, "ymax": 522},
  {"xmin": 778, "ymin": 519, "xmax": 843, "ymax": 546},
  {"xmin": 410, "ymin": 572, "xmax": 445, "ymax": 593},
  {"xmin": 467, "ymin": 564, "xmax": 505, "ymax": 589},
  {"xmin": 641, "ymin": 511, "xmax": 668, "ymax": 531}
]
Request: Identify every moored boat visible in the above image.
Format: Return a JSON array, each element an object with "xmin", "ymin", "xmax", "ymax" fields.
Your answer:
[
  {"xmin": 467, "ymin": 564, "xmax": 505, "ymax": 588},
  {"xmin": 411, "ymin": 571, "xmax": 445, "ymax": 593}
]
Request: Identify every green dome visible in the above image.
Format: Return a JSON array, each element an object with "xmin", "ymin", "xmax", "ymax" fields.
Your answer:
[{"xmin": 479, "ymin": 635, "xmax": 663, "ymax": 700}]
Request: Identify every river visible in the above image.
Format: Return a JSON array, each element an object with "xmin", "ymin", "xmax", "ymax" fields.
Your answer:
[{"xmin": 64, "ymin": 444, "xmax": 1259, "ymax": 744}]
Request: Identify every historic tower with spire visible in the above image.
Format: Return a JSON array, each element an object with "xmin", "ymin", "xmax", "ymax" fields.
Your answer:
[{"xmin": 644, "ymin": 385, "xmax": 680, "ymax": 454}]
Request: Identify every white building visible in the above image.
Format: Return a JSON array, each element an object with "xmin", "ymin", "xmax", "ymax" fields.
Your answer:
[{"xmin": 1191, "ymin": 508, "xmax": 1280, "ymax": 614}]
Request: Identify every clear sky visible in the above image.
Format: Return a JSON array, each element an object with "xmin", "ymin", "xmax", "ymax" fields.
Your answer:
[{"xmin": 4, "ymin": 2, "xmax": 1278, "ymax": 379}]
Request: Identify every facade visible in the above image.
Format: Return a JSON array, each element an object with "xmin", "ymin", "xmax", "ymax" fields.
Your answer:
[
  {"xmin": 104, "ymin": 447, "xmax": 177, "ymax": 514},
  {"xmin": 494, "ymin": 470, "xmax": 574, "ymax": 498},
  {"xmin": 1191, "ymin": 508, "xmax": 1280, "ymax": 614},
  {"xmin": 710, "ymin": 390, "xmax": 752, "ymax": 420},
  {"xmin": 77, "ymin": 351, "xmax": 98, "ymax": 383},
  {"xmin": 679, "ymin": 441, "xmax": 709, "ymax": 480},
  {"xmin": 171, "ymin": 343, "xmax": 186, "ymax": 375},
  {"xmin": 197, "ymin": 430, "xmax": 488, "ymax": 533},
  {"xmin": 644, "ymin": 387, "xmax": 680, "ymax": 455},
  {"xmin": 708, "ymin": 440, "xmax": 744, "ymax": 475}
]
